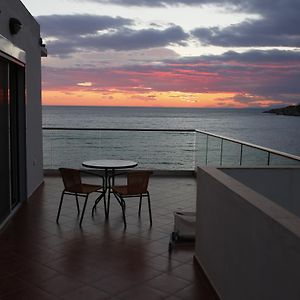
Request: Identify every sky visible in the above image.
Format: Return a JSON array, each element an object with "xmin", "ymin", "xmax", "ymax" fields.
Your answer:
[{"xmin": 22, "ymin": 0, "xmax": 300, "ymax": 108}]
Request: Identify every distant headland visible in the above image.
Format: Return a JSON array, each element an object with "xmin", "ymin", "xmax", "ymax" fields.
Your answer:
[{"xmin": 263, "ymin": 104, "xmax": 300, "ymax": 116}]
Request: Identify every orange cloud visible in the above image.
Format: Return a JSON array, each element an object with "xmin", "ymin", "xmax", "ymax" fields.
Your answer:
[{"xmin": 42, "ymin": 89, "xmax": 245, "ymax": 107}]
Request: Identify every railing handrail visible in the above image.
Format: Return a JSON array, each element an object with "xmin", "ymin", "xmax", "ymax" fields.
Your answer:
[
  {"xmin": 42, "ymin": 127, "xmax": 300, "ymax": 163},
  {"xmin": 195, "ymin": 129, "xmax": 300, "ymax": 163},
  {"xmin": 43, "ymin": 127, "xmax": 195, "ymax": 132}
]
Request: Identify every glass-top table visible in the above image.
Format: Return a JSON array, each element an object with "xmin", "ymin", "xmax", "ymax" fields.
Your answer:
[
  {"xmin": 82, "ymin": 159, "xmax": 138, "ymax": 217},
  {"xmin": 82, "ymin": 159, "xmax": 138, "ymax": 170}
]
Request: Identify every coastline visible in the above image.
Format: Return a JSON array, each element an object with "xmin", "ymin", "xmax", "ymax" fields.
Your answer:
[{"xmin": 264, "ymin": 104, "xmax": 300, "ymax": 116}]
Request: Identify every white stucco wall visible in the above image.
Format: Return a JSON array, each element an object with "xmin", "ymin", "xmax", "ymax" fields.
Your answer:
[
  {"xmin": 0, "ymin": 0, "xmax": 44, "ymax": 196},
  {"xmin": 195, "ymin": 167, "xmax": 300, "ymax": 300}
]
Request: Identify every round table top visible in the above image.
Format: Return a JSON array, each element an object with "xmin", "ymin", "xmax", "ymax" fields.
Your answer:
[{"xmin": 82, "ymin": 159, "xmax": 138, "ymax": 170}]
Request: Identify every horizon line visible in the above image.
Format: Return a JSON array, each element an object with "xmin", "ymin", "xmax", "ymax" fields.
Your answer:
[{"xmin": 42, "ymin": 104, "xmax": 267, "ymax": 109}]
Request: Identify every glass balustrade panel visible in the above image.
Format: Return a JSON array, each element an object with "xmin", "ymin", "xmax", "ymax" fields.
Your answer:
[
  {"xmin": 207, "ymin": 136, "xmax": 222, "ymax": 166},
  {"xmin": 221, "ymin": 140, "xmax": 241, "ymax": 166},
  {"xmin": 241, "ymin": 145, "xmax": 269, "ymax": 166},
  {"xmin": 43, "ymin": 129, "xmax": 195, "ymax": 170},
  {"xmin": 44, "ymin": 130, "xmax": 99, "ymax": 169},
  {"xmin": 269, "ymin": 153, "xmax": 300, "ymax": 166},
  {"xmin": 43, "ymin": 129, "xmax": 300, "ymax": 170},
  {"xmin": 195, "ymin": 132, "xmax": 208, "ymax": 167}
]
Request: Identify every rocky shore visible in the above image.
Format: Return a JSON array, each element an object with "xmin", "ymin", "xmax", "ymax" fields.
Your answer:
[{"xmin": 263, "ymin": 104, "xmax": 300, "ymax": 116}]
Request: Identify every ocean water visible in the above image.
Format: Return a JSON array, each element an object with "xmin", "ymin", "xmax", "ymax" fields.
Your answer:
[{"xmin": 43, "ymin": 106, "xmax": 300, "ymax": 169}]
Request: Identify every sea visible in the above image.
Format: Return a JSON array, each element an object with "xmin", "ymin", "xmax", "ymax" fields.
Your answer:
[{"xmin": 42, "ymin": 106, "xmax": 300, "ymax": 170}]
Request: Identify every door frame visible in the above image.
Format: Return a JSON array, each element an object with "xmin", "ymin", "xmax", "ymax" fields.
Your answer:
[{"xmin": 0, "ymin": 35, "xmax": 26, "ymax": 229}]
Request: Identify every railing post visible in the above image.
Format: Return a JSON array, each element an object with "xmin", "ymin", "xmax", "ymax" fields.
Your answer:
[
  {"xmin": 193, "ymin": 131, "xmax": 196, "ymax": 171},
  {"xmin": 240, "ymin": 144, "xmax": 243, "ymax": 166},
  {"xmin": 205, "ymin": 134, "xmax": 209, "ymax": 165},
  {"xmin": 220, "ymin": 139, "xmax": 223, "ymax": 166},
  {"xmin": 267, "ymin": 152, "xmax": 271, "ymax": 166},
  {"xmin": 50, "ymin": 132, "xmax": 53, "ymax": 169}
]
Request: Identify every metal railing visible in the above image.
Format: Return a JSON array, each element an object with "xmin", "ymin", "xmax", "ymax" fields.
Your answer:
[
  {"xmin": 43, "ymin": 127, "xmax": 195, "ymax": 170},
  {"xmin": 43, "ymin": 127, "xmax": 300, "ymax": 170},
  {"xmin": 195, "ymin": 130, "xmax": 300, "ymax": 167}
]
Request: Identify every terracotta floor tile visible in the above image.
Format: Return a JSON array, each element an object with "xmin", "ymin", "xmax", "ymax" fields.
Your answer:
[
  {"xmin": 145, "ymin": 273, "xmax": 190, "ymax": 294},
  {"xmin": 171, "ymin": 262, "xmax": 204, "ymax": 282},
  {"xmin": 15, "ymin": 263, "xmax": 59, "ymax": 285},
  {"xmin": 35, "ymin": 274, "xmax": 84, "ymax": 296},
  {"xmin": 0, "ymin": 175, "xmax": 218, "ymax": 299},
  {"xmin": 91, "ymin": 274, "xmax": 139, "ymax": 295},
  {"xmin": 117, "ymin": 284, "xmax": 167, "ymax": 300},
  {"xmin": 145, "ymin": 255, "xmax": 182, "ymax": 272},
  {"xmin": 1, "ymin": 285, "xmax": 57, "ymax": 300},
  {"xmin": 0, "ymin": 276, "xmax": 31, "ymax": 297},
  {"xmin": 61, "ymin": 285, "xmax": 110, "ymax": 300},
  {"xmin": 164, "ymin": 296, "xmax": 182, "ymax": 300},
  {"xmin": 176, "ymin": 283, "xmax": 220, "ymax": 300}
]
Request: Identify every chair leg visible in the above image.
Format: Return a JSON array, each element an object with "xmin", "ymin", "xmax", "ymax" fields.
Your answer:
[
  {"xmin": 79, "ymin": 195, "xmax": 89, "ymax": 227},
  {"xmin": 114, "ymin": 193, "xmax": 127, "ymax": 228},
  {"xmin": 138, "ymin": 194, "xmax": 143, "ymax": 217},
  {"xmin": 56, "ymin": 191, "xmax": 65, "ymax": 224},
  {"xmin": 121, "ymin": 197, "xmax": 127, "ymax": 228},
  {"xmin": 106, "ymin": 189, "xmax": 111, "ymax": 219},
  {"xmin": 92, "ymin": 192, "xmax": 105, "ymax": 217},
  {"xmin": 107, "ymin": 171, "xmax": 112, "ymax": 218},
  {"xmin": 75, "ymin": 193, "xmax": 80, "ymax": 215},
  {"xmin": 147, "ymin": 191, "xmax": 152, "ymax": 226},
  {"xmin": 103, "ymin": 194, "xmax": 107, "ymax": 218}
]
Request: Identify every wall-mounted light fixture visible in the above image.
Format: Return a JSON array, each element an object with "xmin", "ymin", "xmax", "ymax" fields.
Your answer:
[
  {"xmin": 39, "ymin": 37, "xmax": 48, "ymax": 57},
  {"xmin": 9, "ymin": 18, "xmax": 22, "ymax": 35}
]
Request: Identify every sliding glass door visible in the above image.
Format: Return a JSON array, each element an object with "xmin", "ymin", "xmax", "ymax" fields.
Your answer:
[
  {"xmin": 0, "ymin": 58, "xmax": 10, "ymax": 223},
  {"xmin": 9, "ymin": 61, "xmax": 27, "ymax": 209},
  {"xmin": 0, "ymin": 55, "xmax": 26, "ymax": 224}
]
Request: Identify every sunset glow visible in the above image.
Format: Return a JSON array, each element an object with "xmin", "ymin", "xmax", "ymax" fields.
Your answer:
[
  {"xmin": 42, "ymin": 90, "xmax": 246, "ymax": 108},
  {"xmin": 22, "ymin": 0, "xmax": 300, "ymax": 108}
]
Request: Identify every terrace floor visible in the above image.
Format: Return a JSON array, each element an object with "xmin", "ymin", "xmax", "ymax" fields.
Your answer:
[{"xmin": 0, "ymin": 175, "xmax": 219, "ymax": 299}]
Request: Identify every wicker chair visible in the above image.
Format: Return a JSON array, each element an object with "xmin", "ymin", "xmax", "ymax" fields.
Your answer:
[
  {"xmin": 57, "ymin": 168, "xmax": 105, "ymax": 227},
  {"xmin": 111, "ymin": 171, "xmax": 153, "ymax": 228}
]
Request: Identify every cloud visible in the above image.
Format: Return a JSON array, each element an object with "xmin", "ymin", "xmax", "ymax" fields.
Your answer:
[
  {"xmin": 59, "ymin": 1, "xmax": 300, "ymax": 49},
  {"xmin": 180, "ymin": 49, "xmax": 300, "ymax": 64},
  {"xmin": 71, "ymin": 0, "xmax": 213, "ymax": 7},
  {"xmin": 39, "ymin": 1, "xmax": 300, "ymax": 107},
  {"xmin": 77, "ymin": 82, "xmax": 93, "ymax": 86},
  {"xmin": 42, "ymin": 49, "xmax": 300, "ymax": 105},
  {"xmin": 190, "ymin": 0, "xmax": 300, "ymax": 48},
  {"xmin": 44, "ymin": 47, "xmax": 180, "ymax": 69},
  {"xmin": 44, "ymin": 23, "xmax": 189, "ymax": 56},
  {"xmin": 192, "ymin": 17, "xmax": 300, "ymax": 47},
  {"xmin": 81, "ymin": 26, "xmax": 189, "ymax": 50},
  {"xmin": 71, "ymin": 0, "xmax": 300, "ymax": 14},
  {"xmin": 37, "ymin": 14, "xmax": 133, "ymax": 37}
]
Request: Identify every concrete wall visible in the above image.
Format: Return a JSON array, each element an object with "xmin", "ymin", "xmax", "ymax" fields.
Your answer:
[
  {"xmin": 223, "ymin": 168, "xmax": 300, "ymax": 218},
  {"xmin": 195, "ymin": 167, "xmax": 300, "ymax": 300},
  {"xmin": 0, "ymin": 0, "xmax": 44, "ymax": 196}
]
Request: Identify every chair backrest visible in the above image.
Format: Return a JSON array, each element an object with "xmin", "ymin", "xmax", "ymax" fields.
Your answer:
[
  {"xmin": 127, "ymin": 171, "xmax": 152, "ymax": 194},
  {"xmin": 59, "ymin": 168, "xmax": 81, "ymax": 190}
]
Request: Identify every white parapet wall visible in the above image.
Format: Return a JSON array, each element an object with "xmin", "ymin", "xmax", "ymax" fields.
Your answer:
[{"xmin": 195, "ymin": 166, "xmax": 300, "ymax": 300}]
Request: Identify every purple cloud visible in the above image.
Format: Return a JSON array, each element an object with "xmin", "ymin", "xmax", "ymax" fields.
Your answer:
[
  {"xmin": 44, "ymin": 23, "xmax": 189, "ymax": 56},
  {"xmin": 37, "ymin": 14, "xmax": 133, "ymax": 38},
  {"xmin": 42, "ymin": 49, "xmax": 300, "ymax": 105}
]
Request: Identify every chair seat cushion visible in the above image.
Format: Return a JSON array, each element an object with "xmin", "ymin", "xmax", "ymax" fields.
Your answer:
[
  {"xmin": 112, "ymin": 185, "xmax": 149, "ymax": 196},
  {"xmin": 68, "ymin": 184, "xmax": 101, "ymax": 194},
  {"xmin": 112, "ymin": 185, "xmax": 128, "ymax": 195},
  {"xmin": 112, "ymin": 185, "xmax": 129, "ymax": 195}
]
